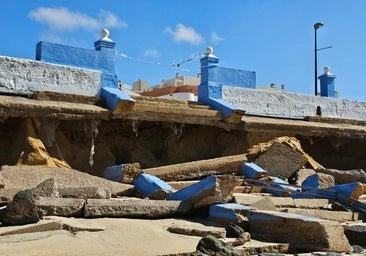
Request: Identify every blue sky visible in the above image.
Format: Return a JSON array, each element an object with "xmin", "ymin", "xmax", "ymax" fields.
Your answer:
[{"xmin": 1, "ymin": 1, "xmax": 366, "ymax": 101}]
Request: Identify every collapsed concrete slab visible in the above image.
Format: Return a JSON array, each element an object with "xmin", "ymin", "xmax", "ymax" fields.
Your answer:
[
  {"xmin": 35, "ymin": 197, "xmax": 85, "ymax": 217},
  {"xmin": 246, "ymin": 136, "xmax": 322, "ymax": 170},
  {"xmin": 133, "ymin": 173, "xmax": 175, "ymax": 197},
  {"xmin": 283, "ymin": 208, "xmax": 361, "ymax": 222},
  {"xmin": 253, "ymin": 142, "xmax": 308, "ymax": 180},
  {"xmin": 103, "ymin": 163, "xmax": 141, "ymax": 184},
  {"xmin": 167, "ymin": 224, "xmax": 226, "ymax": 238},
  {"xmin": 242, "ymin": 162, "xmax": 267, "ymax": 179},
  {"xmin": 302, "ymin": 173, "xmax": 335, "ymax": 191},
  {"xmin": 247, "ymin": 210, "xmax": 351, "ymax": 252},
  {"xmin": 167, "ymin": 175, "xmax": 241, "ymax": 208},
  {"xmin": 83, "ymin": 198, "xmax": 190, "ymax": 218},
  {"xmin": 209, "ymin": 203, "xmax": 253, "ymax": 222},
  {"xmin": 58, "ymin": 187, "xmax": 111, "ymax": 199},
  {"xmin": 143, "ymin": 154, "xmax": 246, "ymax": 182},
  {"xmin": 317, "ymin": 168, "xmax": 366, "ymax": 184},
  {"xmin": 0, "ymin": 165, "xmax": 133, "ymax": 198}
]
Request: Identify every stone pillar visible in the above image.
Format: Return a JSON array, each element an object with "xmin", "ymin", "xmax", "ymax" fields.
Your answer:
[
  {"xmin": 318, "ymin": 66, "xmax": 336, "ymax": 97},
  {"xmin": 198, "ymin": 47, "xmax": 220, "ymax": 101}
]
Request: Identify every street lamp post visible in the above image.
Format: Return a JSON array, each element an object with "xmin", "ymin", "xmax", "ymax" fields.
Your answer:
[{"xmin": 314, "ymin": 22, "xmax": 324, "ymax": 96}]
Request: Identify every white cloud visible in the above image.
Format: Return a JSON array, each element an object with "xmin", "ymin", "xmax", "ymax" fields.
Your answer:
[
  {"xmin": 28, "ymin": 7, "xmax": 127, "ymax": 31},
  {"xmin": 143, "ymin": 49, "xmax": 160, "ymax": 58},
  {"xmin": 211, "ymin": 31, "xmax": 224, "ymax": 43},
  {"xmin": 164, "ymin": 23, "xmax": 203, "ymax": 44}
]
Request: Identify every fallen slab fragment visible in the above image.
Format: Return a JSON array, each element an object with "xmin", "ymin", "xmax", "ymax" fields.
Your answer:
[
  {"xmin": 302, "ymin": 173, "xmax": 335, "ymax": 191},
  {"xmin": 168, "ymin": 181, "xmax": 199, "ymax": 190},
  {"xmin": 233, "ymin": 194, "xmax": 296, "ymax": 208},
  {"xmin": 84, "ymin": 198, "xmax": 190, "ymax": 218},
  {"xmin": 167, "ymin": 175, "xmax": 241, "ymax": 208},
  {"xmin": 103, "ymin": 163, "xmax": 141, "ymax": 184},
  {"xmin": 293, "ymin": 168, "xmax": 316, "ymax": 186},
  {"xmin": 246, "ymin": 136, "xmax": 322, "ymax": 170},
  {"xmin": 143, "ymin": 154, "xmax": 247, "ymax": 182},
  {"xmin": 209, "ymin": 203, "xmax": 253, "ymax": 222},
  {"xmin": 167, "ymin": 225, "xmax": 226, "ymax": 238},
  {"xmin": 247, "ymin": 210, "xmax": 351, "ymax": 252},
  {"xmin": 253, "ymin": 142, "xmax": 308, "ymax": 180},
  {"xmin": 0, "ymin": 165, "xmax": 133, "ymax": 197},
  {"xmin": 242, "ymin": 162, "xmax": 267, "ymax": 179},
  {"xmin": 35, "ymin": 197, "xmax": 85, "ymax": 217},
  {"xmin": 30, "ymin": 177, "xmax": 60, "ymax": 199},
  {"xmin": 293, "ymin": 198, "xmax": 330, "ymax": 209},
  {"xmin": 58, "ymin": 187, "xmax": 111, "ymax": 199},
  {"xmin": 342, "ymin": 222, "xmax": 366, "ymax": 246},
  {"xmin": 317, "ymin": 168, "xmax": 366, "ymax": 184},
  {"xmin": 195, "ymin": 235, "xmax": 241, "ymax": 256},
  {"xmin": 134, "ymin": 173, "xmax": 175, "ymax": 197},
  {"xmin": 283, "ymin": 208, "xmax": 361, "ymax": 222}
]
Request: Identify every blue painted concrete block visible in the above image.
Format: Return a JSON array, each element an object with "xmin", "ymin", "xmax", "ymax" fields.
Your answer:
[
  {"xmin": 103, "ymin": 164, "xmax": 125, "ymax": 181},
  {"xmin": 265, "ymin": 177, "xmax": 297, "ymax": 197},
  {"xmin": 209, "ymin": 203, "xmax": 253, "ymax": 220},
  {"xmin": 302, "ymin": 174, "xmax": 319, "ymax": 192},
  {"xmin": 134, "ymin": 173, "xmax": 175, "ymax": 196},
  {"xmin": 167, "ymin": 175, "xmax": 217, "ymax": 201},
  {"xmin": 242, "ymin": 162, "xmax": 267, "ymax": 179},
  {"xmin": 101, "ymin": 87, "xmax": 135, "ymax": 110}
]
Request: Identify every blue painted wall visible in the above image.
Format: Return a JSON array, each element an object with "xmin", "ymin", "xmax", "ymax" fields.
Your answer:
[
  {"xmin": 35, "ymin": 35, "xmax": 135, "ymax": 108},
  {"xmin": 198, "ymin": 49, "xmax": 256, "ymax": 118}
]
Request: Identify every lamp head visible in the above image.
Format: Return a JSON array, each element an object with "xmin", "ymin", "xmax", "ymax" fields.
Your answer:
[{"xmin": 314, "ymin": 22, "xmax": 324, "ymax": 30}]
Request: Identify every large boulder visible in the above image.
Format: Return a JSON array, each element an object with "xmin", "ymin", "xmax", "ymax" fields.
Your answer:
[{"xmin": 0, "ymin": 190, "xmax": 40, "ymax": 226}]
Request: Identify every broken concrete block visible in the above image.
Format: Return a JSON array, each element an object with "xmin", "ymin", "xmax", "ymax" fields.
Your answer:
[
  {"xmin": 251, "ymin": 197, "xmax": 277, "ymax": 211},
  {"xmin": 143, "ymin": 154, "xmax": 247, "ymax": 182},
  {"xmin": 230, "ymin": 232, "xmax": 251, "ymax": 246},
  {"xmin": 247, "ymin": 210, "xmax": 351, "ymax": 252},
  {"xmin": 283, "ymin": 208, "xmax": 361, "ymax": 222},
  {"xmin": 253, "ymin": 142, "xmax": 308, "ymax": 180},
  {"xmin": 30, "ymin": 177, "xmax": 60, "ymax": 199},
  {"xmin": 35, "ymin": 197, "xmax": 85, "ymax": 217},
  {"xmin": 133, "ymin": 173, "xmax": 175, "ymax": 197},
  {"xmin": 317, "ymin": 168, "xmax": 366, "ymax": 184},
  {"xmin": 167, "ymin": 225, "xmax": 226, "ymax": 238},
  {"xmin": 242, "ymin": 162, "xmax": 267, "ymax": 179},
  {"xmin": 103, "ymin": 163, "xmax": 141, "ymax": 184},
  {"xmin": 0, "ymin": 190, "xmax": 39, "ymax": 226},
  {"xmin": 233, "ymin": 193, "xmax": 296, "ymax": 208},
  {"xmin": 293, "ymin": 198, "xmax": 330, "ymax": 209},
  {"xmin": 58, "ymin": 187, "xmax": 111, "ymax": 199},
  {"xmin": 167, "ymin": 175, "xmax": 241, "ymax": 208},
  {"xmin": 209, "ymin": 203, "xmax": 253, "ymax": 222},
  {"xmin": 263, "ymin": 177, "xmax": 297, "ymax": 197},
  {"xmin": 0, "ymin": 166, "xmax": 133, "ymax": 198},
  {"xmin": 83, "ymin": 198, "xmax": 190, "ymax": 218},
  {"xmin": 342, "ymin": 222, "xmax": 366, "ymax": 246},
  {"xmin": 302, "ymin": 173, "xmax": 335, "ymax": 191},
  {"xmin": 294, "ymin": 182, "xmax": 366, "ymax": 200},
  {"xmin": 0, "ymin": 220, "xmax": 63, "ymax": 236},
  {"xmin": 292, "ymin": 168, "xmax": 316, "ymax": 186}
]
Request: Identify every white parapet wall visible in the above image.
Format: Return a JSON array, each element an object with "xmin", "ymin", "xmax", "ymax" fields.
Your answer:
[
  {"xmin": 0, "ymin": 56, "xmax": 101, "ymax": 96},
  {"xmin": 222, "ymin": 86, "xmax": 366, "ymax": 121}
]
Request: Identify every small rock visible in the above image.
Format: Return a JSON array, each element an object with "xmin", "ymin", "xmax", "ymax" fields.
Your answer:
[
  {"xmin": 148, "ymin": 189, "xmax": 171, "ymax": 200},
  {"xmin": 196, "ymin": 235, "xmax": 240, "ymax": 256},
  {"xmin": 231, "ymin": 232, "xmax": 251, "ymax": 246},
  {"xmin": 226, "ymin": 223, "xmax": 245, "ymax": 238},
  {"xmin": 0, "ymin": 190, "xmax": 40, "ymax": 226}
]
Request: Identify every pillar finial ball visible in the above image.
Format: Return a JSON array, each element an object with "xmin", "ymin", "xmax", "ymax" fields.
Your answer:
[
  {"xmin": 323, "ymin": 66, "xmax": 330, "ymax": 73},
  {"xmin": 205, "ymin": 47, "xmax": 214, "ymax": 55}
]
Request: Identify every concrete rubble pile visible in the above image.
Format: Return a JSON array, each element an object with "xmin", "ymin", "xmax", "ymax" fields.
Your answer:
[{"xmin": 0, "ymin": 136, "xmax": 365, "ymax": 255}]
